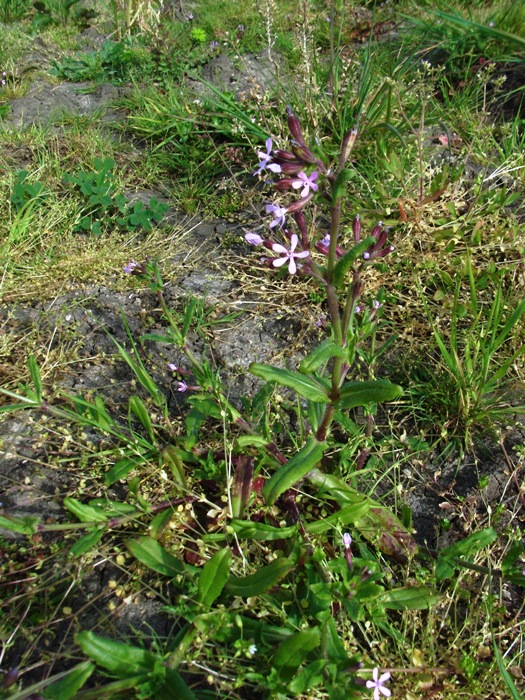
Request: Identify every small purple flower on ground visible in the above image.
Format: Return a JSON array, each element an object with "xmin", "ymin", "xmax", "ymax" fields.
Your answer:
[
  {"xmin": 245, "ymin": 232, "xmax": 264, "ymax": 245},
  {"xmin": 124, "ymin": 259, "xmax": 138, "ymax": 273},
  {"xmin": 342, "ymin": 533, "xmax": 352, "ymax": 549},
  {"xmin": 366, "ymin": 668, "xmax": 391, "ymax": 700},
  {"xmin": 292, "ymin": 171, "xmax": 318, "ymax": 198},
  {"xmin": 167, "ymin": 363, "xmax": 179, "ymax": 372},
  {"xmin": 209, "ymin": 41, "xmax": 219, "ymax": 50},
  {"xmin": 373, "ymin": 300, "xmax": 383, "ymax": 310},
  {"xmin": 271, "ymin": 233, "xmax": 309, "ymax": 274},
  {"xmin": 254, "ymin": 138, "xmax": 282, "ymax": 176},
  {"xmin": 266, "ymin": 203, "xmax": 288, "ymax": 229},
  {"xmin": 177, "ymin": 381, "xmax": 188, "ymax": 392}
]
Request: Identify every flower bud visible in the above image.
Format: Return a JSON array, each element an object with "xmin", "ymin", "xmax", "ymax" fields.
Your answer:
[
  {"xmin": 352, "ymin": 214, "xmax": 361, "ymax": 244},
  {"xmin": 286, "ymin": 193, "xmax": 314, "ymax": 213},
  {"xmin": 273, "ymin": 149, "xmax": 300, "ymax": 161},
  {"xmin": 286, "ymin": 106, "xmax": 306, "ymax": 146},
  {"xmin": 293, "ymin": 209, "xmax": 309, "ymax": 248},
  {"xmin": 341, "ymin": 127, "xmax": 358, "ymax": 165},
  {"xmin": 273, "ymin": 178, "xmax": 296, "ymax": 191},
  {"xmin": 291, "ymin": 143, "xmax": 318, "ymax": 164},
  {"xmin": 2, "ymin": 668, "xmax": 19, "ymax": 690},
  {"xmin": 370, "ymin": 221, "xmax": 383, "ymax": 240},
  {"xmin": 278, "ymin": 161, "xmax": 306, "ymax": 175}
]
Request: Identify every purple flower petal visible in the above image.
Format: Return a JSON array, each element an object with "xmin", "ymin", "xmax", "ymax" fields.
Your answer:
[{"xmin": 245, "ymin": 232, "xmax": 264, "ymax": 245}]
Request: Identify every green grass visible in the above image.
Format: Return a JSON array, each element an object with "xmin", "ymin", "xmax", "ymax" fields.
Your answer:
[{"xmin": 0, "ymin": 0, "xmax": 524, "ymax": 698}]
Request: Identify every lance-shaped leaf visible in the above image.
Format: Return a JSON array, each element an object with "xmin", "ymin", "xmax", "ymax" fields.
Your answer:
[
  {"xmin": 331, "ymin": 167, "xmax": 353, "ymax": 204},
  {"xmin": 70, "ymin": 527, "xmax": 105, "ymax": 557},
  {"xmin": 43, "ymin": 661, "xmax": 94, "ymax": 700},
  {"xmin": 105, "ymin": 451, "xmax": 155, "ymax": 486},
  {"xmin": 128, "ymin": 395, "xmax": 155, "ymax": 442},
  {"xmin": 355, "ymin": 505, "xmax": 418, "ymax": 564},
  {"xmin": 225, "ymin": 556, "xmax": 295, "ymax": 597},
  {"xmin": 0, "ymin": 514, "xmax": 40, "ymax": 535},
  {"xmin": 230, "ymin": 519, "xmax": 298, "ymax": 540},
  {"xmin": 197, "ymin": 548, "xmax": 231, "ymax": 608},
  {"xmin": 27, "ymin": 353, "xmax": 43, "ymax": 403},
  {"xmin": 337, "ymin": 379, "xmax": 403, "ymax": 409},
  {"xmin": 304, "ymin": 501, "xmax": 369, "ymax": 534},
  {"xmin": 379, "ymin": 586, "xmax": 441, "ymax": 610},
  {"xmin": 76, "ymin": 630, "xmax": 157, "ymax": 675},
  {"xmin": 262, "ymin": 438, "xmax": 327, "ymax": 505},
  {"xmin": 332, "ymin": 236, "xmax": 376, "ymax": 287},
  {"xmin": 162, "ymin": 445, "xmax": 187, "ymax": 488},
  {"xmin": 126, "ymin": 536, "xmax": 186, "ymax": 577},
  {"xmin": 436, "ymin": 527, "xmax": 498, "ymax": 581},
  {"xmin": 273, "ymin": 628, "xmax": 321, "ymax": 682},
  {"xmin": 299, "ymin": 339, "xmax": 346, "ymax": 374},
  {"xmin": 64, "ymin": 498, "xmax": 109, "ymax": 523},
  {"xmin": 249, "ymin": 363, "xmax": 330, "ymax": 404},
  {"xmin": 307, "ymin": 470, "xmax": 417, "ymax": 562}
]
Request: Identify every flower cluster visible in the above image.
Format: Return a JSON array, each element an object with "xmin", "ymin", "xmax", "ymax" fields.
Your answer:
[
  {"xmin": 245, "ymin": 229, "xmax": 310, "ymax": 275},
  {"xmin": 248, "ymin": 109, "xmax": 393, "ymax": 277}
]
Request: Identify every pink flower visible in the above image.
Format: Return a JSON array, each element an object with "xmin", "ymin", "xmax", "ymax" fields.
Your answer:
[
  {"xmin": 266, "ymin": 203, "xmax": 288, "ymax": 229},
  {"xmin": 342, "ymin": 533, "xmax": 352, "ymax": 549},
  {"xmin": 176, "ymin": 381, "xmax": 188, "ymax": 392},
  {"xmin": 245, "ymin": 232, "xmax": 264, "ymax": 245},
  {"xmin": 271, "ymin": 233, "xmax": 309, "ymax": 275},
  {"xmin": 254, "ymin": 138, "xmax": 282, "ymax": 176},
  {"xmin": 167, "ymin": 363, "xmax": 179, "ymax": 372},
  {"xmin": 366, "ymin": 668, "xmax": 391, "ymax": 700},
  {"xmin": 124, "ymin": 259, "xmax": 138, "ymax": 273},
  {"xmin": 292, "ymin": 171, "xmax": 318, "ymax": 198}
]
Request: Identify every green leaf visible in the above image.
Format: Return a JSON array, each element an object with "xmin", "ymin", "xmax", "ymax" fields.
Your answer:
[
  {"xmin": 379, "ymin": 586, "xmax": 440, "ymax": 610},
  {"xmin": 288, "ymin": 659, "xmax": 326, "ymax": 694},
  {"xmin": 27, "ymin": 354, "xmax": 43, "ymax": 402},
  {"xmin": 304, "ymin": 501, "xmax": 370, "ymax": 534},
  {"xmin": 182, "ymin": 297, "xmax": 198, "ymax": 339},
  {"xmin": 128, "ymin": 395, "xmax": 155, "ymax": 442},
  {"xmin": 236, "ymin": 435, "xmax": 270, "ymax": 448},
  {"xmin": 43, "ymin": 661, "xmax": 94, "ymax": 700},
  {"xmin": 126, "ymin": 536, "xmax": 185, "ymax": 577},
  {"xmin": 436, "ymin": 527, "xmax": 498, "ymax": 581},
  {"xmin": 197, "ymin": 548, "xmax": 231, "ymax": 608},
  {"xmin": 148, "ymin": 508, "xmax": 175, "ymax": 540},
  {"xmin": 337, "ymin": 379, "xmax": 403, "ymax": 409},
  {"xmin": 307, "ymin": 470, "xmax": 370, "ymax": 505},
  {"xmin": 494, "ymin": 642, "xmax": 523, "ymax": 700},
  {"xmin": 157, "ymin": 669, "xmax": 197, "ymax": 700},
  {"xmin": 262, "ymin": 438, "xmax": 327, "ymax": 505},
  {"xmin": 249, "ymin": 363, "xmax": 330, "ymax": 404},
  {"xmin": 331, "ymin": 167, "xmax": 352, "ymax": 203},
  {"xmin": 105, "ymin": 453, "xmax": 153, "ymax": 486},
  {"xmin": 76, "ymin": 631, "xmax": 157, "ymax": 676},
  {"xmin": 225, "ymin": 556, "xmax": 295, "ymax": 597},
  {"xmin": 230, "ymin": 519, "xmax": 298, "ymax": 540},
  {"xmin": 162, "ymin": 446, "xmax": 187, "ymax": 488},
  {"xmin": 273, "ymin": 628, "xmax": 321, "ymax": 682},
  {"xmin": 0, "ymin": 514, "xmax": 40, "ymax": 535},
  {"xmin": 355, "ymin": 505, "xmax": 418, "ymax": 563},
  {"xmin": 299, "ymin": 339, "xmax": 346, "ymax": 374},
  {"xmin": 64, "ymin": 498, "xmax": 108, "ymax": 523},
  {"xmin": 332, "ymin": 236, "xmax": 376, "ymax": 287},
  {"xmin": 70, "ymin": 527, "xmax": 105, "ymax": 557},
  {"xmin": 321, "ymin": 617, "xmax": 349, "ymax": 663}
]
